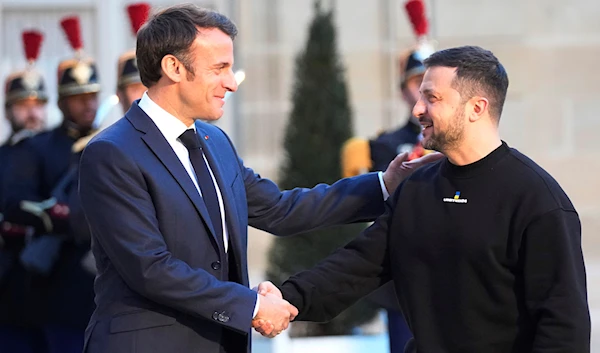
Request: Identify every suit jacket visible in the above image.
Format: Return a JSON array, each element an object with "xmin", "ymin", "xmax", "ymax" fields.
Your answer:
[{"xmin": 78, "ymin": 102, "xmax": 385, "ymax": 353}]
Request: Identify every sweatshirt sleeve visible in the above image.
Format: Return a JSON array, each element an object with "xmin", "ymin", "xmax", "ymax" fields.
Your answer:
[
  {"xmin": 279, "ymin": 196, "xmax": 394, "ymax": 323},
  {"xmin": 521, "ymin": 208, "xmax": 590, "ymax": 352}
]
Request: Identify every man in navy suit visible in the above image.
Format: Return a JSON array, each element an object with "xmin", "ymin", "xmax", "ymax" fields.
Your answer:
[{"xmin": 78, "ymin": 4, "xmax": 441, "ymax": 353}]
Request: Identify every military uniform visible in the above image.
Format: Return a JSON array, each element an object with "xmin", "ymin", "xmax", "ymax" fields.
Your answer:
[
  {"xmin": 116, "ymin": 2, "xmax": 149, "ymax": 112},
  {"xmin": 0, "ymin": 133, "xmax": 41, "ymax": 330},
  {"xmin": 0, "ymin": 30, "xmax": 52, "ymax": 351},
  {"xmin": 369, "ymin": 118, "xmax": 422, "ymax": 172},
  {"xmin": 2, "ymin": 17, "xmax": 99, "ymax": 353},
  {"xmin": 71, "ymin": 2, "xmax": 150, "ymax": 153},
  {"xmin": 0, "ymin": 30, "xmax": 49, "ymax": 213},
  {"xmin": 341, "ymin": 47, "xmax": 431, "ymax": 179},
  {"xmin": 117, "ymin": 50, "xmax": 142, "ymax": 90}
]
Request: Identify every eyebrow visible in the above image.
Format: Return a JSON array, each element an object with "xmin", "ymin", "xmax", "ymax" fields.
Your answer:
[
  {"xmin": 420, "ymin": 88, "xmax": 439, "ymax": 96},
  {"xmin": 212, "ymin": 62, "xmax": 231, "ymax": 68}
]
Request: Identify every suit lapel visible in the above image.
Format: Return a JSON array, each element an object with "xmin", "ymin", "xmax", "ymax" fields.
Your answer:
[
  {"xmin": 196, "ymin": 124, "xmax": 244, "ymax": 266},
  {"xmin": 126, "ymin": 104, "xmax": 221, "ymax": 252}
]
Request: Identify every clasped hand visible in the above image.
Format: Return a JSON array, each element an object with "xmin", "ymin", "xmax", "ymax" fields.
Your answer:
[{"xmin": 251, "ymin": 281, "xmax": 297, "ymax": 338}]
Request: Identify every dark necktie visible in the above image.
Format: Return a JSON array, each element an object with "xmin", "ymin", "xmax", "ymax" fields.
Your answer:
[{"xmin": 179, "ymin": 129, "xmax": 223, "ymax": 244}]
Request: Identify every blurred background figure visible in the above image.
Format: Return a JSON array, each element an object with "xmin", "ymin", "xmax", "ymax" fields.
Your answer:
[
  {"xmin": 341, "ymin": 0, "xmax": 432, "ymax": 179},
  {"xmin": 2, "ymin": 15, "xmax": 99, "ymax": 353},
  {"xmin": 0, "ymin": 28, "xmax": 49, "ymax": 353},
  {"xmin": 2, "ymin": 31, "xmax": 48, "ymax": 141},
  {"xmin": 71, "ymin": 2, "xmax": 150, "ymax": 153},
  {"xmin": 115, "ymin": 2, "xmax": 149, "ymax": 114},
  {"xmin": 1, "ymin": 30, "xmax": 48, "ymax": 205}
]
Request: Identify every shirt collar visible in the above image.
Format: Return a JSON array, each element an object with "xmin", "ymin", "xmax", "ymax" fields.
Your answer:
[{"xmin": 138, "ymin": 92, "xmax": 195, "ymax": 142}]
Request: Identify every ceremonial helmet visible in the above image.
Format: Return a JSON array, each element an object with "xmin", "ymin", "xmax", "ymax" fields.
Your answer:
[
  {"xmin": 398, "ymin": 0, "xmax": 434, "ymax": 89},
  {"xmin": 4, "ymin": 30, "xmax": 48, "ymax": 106},
  {"xmin": 117, "ymin": 2, "xmax": 151, "ymax": 89},
  {"xmin": 57, "ymin": 16, "xmax": 100, "ymax": 98}
]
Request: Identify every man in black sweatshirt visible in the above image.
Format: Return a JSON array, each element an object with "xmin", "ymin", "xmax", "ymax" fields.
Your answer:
[{"xmin": 253, "ymin": 46, "xmax": 590, "ymax": 352}]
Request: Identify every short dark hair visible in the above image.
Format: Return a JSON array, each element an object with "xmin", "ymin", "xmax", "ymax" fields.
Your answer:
[
  {"xmin": 423, "ymin": 46, "xmax": 509, "ymax": 120},
  {"xmin": 136, "ymin": 4, "xmax": 238, "ymax": 87}
]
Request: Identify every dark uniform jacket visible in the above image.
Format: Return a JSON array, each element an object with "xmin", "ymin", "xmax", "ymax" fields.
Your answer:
[
  {"xmin": 2, "ymin": 122, "xmax": 95, "ymax": 329},
  {"xmin": 0, "ymin": 132, "xmax": 42, "ymax": 327},
  {"xmin": 369, "ymin": 118, "xmax": 421, "ymax": 172}
]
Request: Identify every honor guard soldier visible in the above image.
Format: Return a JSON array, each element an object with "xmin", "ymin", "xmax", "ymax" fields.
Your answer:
[
  {"xmin": 2, "ymin": 16, "xmax": 99, "ymax": 353},
  {"xmin": 117, "ymin": 2, "xmax": 149, "ymax": 113},
  {"xmin": 0, "ymin": 29, "xmax": 50, "ymax": 352},
  {"xmin": 1, "ymin": 30, "xmax": 48, "ymax": 208},
  {"xmin": 71, "ymin": 2, "xmax": 150, "ymax": 155},
  {"xmin": 341, "ymin": 0, "xmax": 433, "ymax": 178},
  {"xmin": 340, "ymin": 1, "xmax": 434, "ymax": 352}
]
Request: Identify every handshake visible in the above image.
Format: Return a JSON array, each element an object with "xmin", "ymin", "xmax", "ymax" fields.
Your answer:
[{"xmin": 251, "ymin": 281, "xmax": 298, "ymax": 338}]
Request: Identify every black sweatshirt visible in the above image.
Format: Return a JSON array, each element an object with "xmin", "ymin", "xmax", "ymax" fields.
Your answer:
[{"xmin": 281, "ymin": 141, "xmax": 590, "ymax": 353}]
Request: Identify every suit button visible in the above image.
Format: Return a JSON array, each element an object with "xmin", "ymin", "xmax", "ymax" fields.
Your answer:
[
  {"xmin": 213, "ymin": 311, "xmax": 230, "ymax": 323},
  {"xmin": 211, "ymin": 261, "xmax": 221, "ymax": 270}
]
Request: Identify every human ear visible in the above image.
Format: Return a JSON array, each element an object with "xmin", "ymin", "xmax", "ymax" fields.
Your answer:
[{"xmin": 161, "ymin": 55, "xmax": 183, "ymax": 83}]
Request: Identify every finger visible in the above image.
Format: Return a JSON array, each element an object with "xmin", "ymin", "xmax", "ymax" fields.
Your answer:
[
  {"xmin": 257, "ymin": 321, "xmax": 274, "ymax": 333},
  {"xmin": 391, "ymin": 152, "xmax": 410, "ymax": 165},
  {"xmin": 270, "ymin": 319, "xmax": 286, "ymax": 333},
  {"xmin": 259, "ymin": 324, "xmax": 274, "ymax": 336},
  {"xmin": 288, "ymin": 304, "xmax": 299, "ymax": 319},
  {"xmin": 256, "ymin": 327, "xmax": 270, "ymax": 336},
  {"xmin": 255, "ymin": 320, "xmax": 273, "ymax": 332},
  {"xmin": 264, "ymin": 292, "xmax": 284, "ymax": 301},
  {"xmin": 419, "ymin": 151, "xmax": 444, "ymax": 162},
  {"xmin": 406, "ymin": 151, "xmax": 444, "ymax": 165},
  {"xmin": 266, "ymin": 331, "xmax": 279, "ymax": 338},
  {"xmin": 257, "ymin": 283, "xmax": 267, "ymax": 295},
  {"xmin": 268, "ymin": 328, "xmax": 283, "ymax": 338},
  {"xmin": 258, "ymin": 281, "xmax": 281, "ymax": 297},
  {"xmin": 400, "ymin": 153, "xmax": 444, "ymax": 171},
  {"xmin": 257, "ymin": 281, "xmax": 272, "ymax": 295}
]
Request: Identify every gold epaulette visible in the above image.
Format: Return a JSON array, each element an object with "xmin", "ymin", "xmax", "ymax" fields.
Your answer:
[
  {"xmin": 72, "ymin": 130, "xmax": 99, "ymax": 153},
  {"xmin": 341, "ymin": 137, "xmax": 372, "ymax": 178}
]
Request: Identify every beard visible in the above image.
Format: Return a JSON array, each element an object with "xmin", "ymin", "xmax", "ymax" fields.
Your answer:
[
  {"xmin": 422, "ymin": 107, "xmax": 465, "ymax": 152},
  {"xmin": 7, "ymin": 112, "xmax": 44, "ymax": 133},
  {"xmin": 22, "ymin": 116, "xmax": 44, "ymax": 130}
]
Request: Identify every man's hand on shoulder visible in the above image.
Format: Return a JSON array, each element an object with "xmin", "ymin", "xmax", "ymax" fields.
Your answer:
[{"xmin": 382, "ymin": 151, "xmax": 444, "ymax": 193}]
